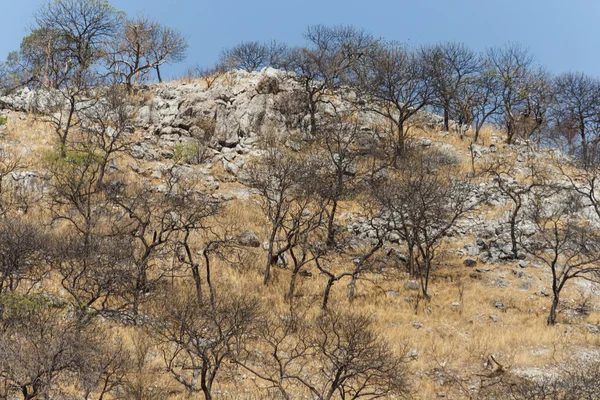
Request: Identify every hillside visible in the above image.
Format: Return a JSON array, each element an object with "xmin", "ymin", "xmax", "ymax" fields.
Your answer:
[{"xmin": 0, "ymin": 68, "xmax": 599, "ymax": 400}]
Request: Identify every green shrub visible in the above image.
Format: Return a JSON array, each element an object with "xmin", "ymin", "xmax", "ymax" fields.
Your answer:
[{"xmin": 174, "ymin": 141, "xmax": 204, "ymax": 165}]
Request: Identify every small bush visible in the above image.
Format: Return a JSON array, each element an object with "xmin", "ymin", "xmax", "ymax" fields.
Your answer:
[{"xmin": 174, "ymin": 141, "xmax": 205, "ymax": 165}]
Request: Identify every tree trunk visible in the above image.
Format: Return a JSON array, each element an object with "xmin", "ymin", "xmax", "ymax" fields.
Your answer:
[
  {"xmin": 155, "ymin": 65, "xmax": 163, "ymax": 83},
  {"xmin": 201, "ymin": 366, "xmax": 212, "ymax": 400},
  {"xmin": 191, "ymin": 262, "xmax": 203, "ymax": 306},
  {"xmin": 419, "ymin": 257, "xmax": 432, "ymax": 299},
  {"xmin": 393, "ymin": 119, "xmax": 405, "ymax": 167},
  {"xmin": 287, "ymin": 271, "xmax": 298, "ymax": 302},
  {"xmin": 264, "ymin": 227, "xmax": 278, "ymax": 285},
  {"xmin": 408, "ymin": 245, "xmax": 415, "ymax": 277},
  {"xmin": 443, "ymin": 107, "xmax": 450, "ymax": 131},
  {"xmin": 322, "ymin": 277, "xmax": 334, "ymax": 310},
  {"xmin": 203, "ymin": 249, "xmax": 215, "ymax": 307},
  {"xmin": 326, "ymin": 199, "xmax": 338, "ymax": 247},
  {"xmin": 547, "ymin": 292, "xmax": 560, "ymax": 325},
  {"xmin": 509, "ymin": 203, "xmax": 521, "ymax": 260},
  {"xmin": 347, "ymin": 274, "xmax": 357, "ymax": 303},
  {"xmin": 59, "ymin": 97, "xmax": 77, "ymax": 158}
]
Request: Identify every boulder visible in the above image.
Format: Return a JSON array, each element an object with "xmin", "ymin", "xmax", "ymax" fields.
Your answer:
[
  {"xmin": 405, "ymin": 280, "xmax": 420, "ymax": 291},
  {"xmin": 464, "ymin": 258, "xmax": 477, "ymax": 267},
  {"xmin": 238, "ymin": 230, "xmax": 260, "ymax": 247}
]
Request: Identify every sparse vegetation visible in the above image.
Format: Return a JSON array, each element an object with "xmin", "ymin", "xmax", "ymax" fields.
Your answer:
[{"xmin": 0, "ymin": 1, "xmax": 600, "ymax": 399}]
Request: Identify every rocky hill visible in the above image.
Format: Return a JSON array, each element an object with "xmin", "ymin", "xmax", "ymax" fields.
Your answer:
[{"xmin": 0, "ymin": 68, "xmax": 599, "ymax": 399}]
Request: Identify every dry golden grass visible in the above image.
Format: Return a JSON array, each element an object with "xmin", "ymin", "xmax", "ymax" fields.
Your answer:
[{"xmin": 4, "ymin": 109, "xmax": 600, "ymax": 399}]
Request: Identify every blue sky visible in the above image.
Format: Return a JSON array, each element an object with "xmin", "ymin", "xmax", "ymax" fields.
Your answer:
[{"xmin": 1, "ymin": 0, "xmax": 598, "ymax": 81}]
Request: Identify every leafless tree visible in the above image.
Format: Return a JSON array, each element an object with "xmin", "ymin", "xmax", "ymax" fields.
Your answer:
[
  {"xmin": 285, "ymin": 25, "xmax": 374, "ymax": 135},
  {"xmin": 150, "ymin": 289, "xmax": 259, "ymax": 399},
  {"xmin": 50, "ymin": 232, "xmax": 135, "ymax": 315},
  {"xmin": 486, "ymin": 43, "xmax": 536, "ymax": 144},
  {"xmin": 314, "ymin": 207, "xmax": 387, "ymax": 309},
  {"xmin": 482, "ymin": 155, "xmax": 548, "ymax": 260},
  {"xmin": 521, "ymin": 187, "xmax": 600, "ymax": 325},
  {"xmin": 469, "ymin": 60, "xmax": 503, "ymax": 142},
  {"xmin": 107, "ymin": 15, "xmax": 188, "ymax": 87},
  {"xmin": 235, "ymin": 307, "xmax": 311, "ymax": 399},
  {"xmin": 0, "ymin": 294, "xmax": 119, "ymax": 400},
  {"xmin": 423, "ymin": 42, "xmax": 481, "ymax": 131},
  {"xmin": 307, "ymin": 311, "xmax": 409, "ymax": 399},
  {"xmin": 0, "ymin": 219, "xmax": 48, "ymax": 296},
  {"xmin": 0, "ymin": 149, "xmax": 21, "ymax": 216},
  {"xmin": 1, "ymin": 27, "xmax": 72, "ymax": 91},
  {"xmin": 79, "ymin": 84, "xmax": 136, "ymax": 189},
  {"xmin": 355, "ymin": 41, "xmax": 433, "ymax": 165},
  {"xmin": 314, "ymin": 113, "xmax": 364, "ymax": 247},
  {"xmin": 514, "ymin": 68, "xmax": 554, "ymax": 146},
  {"xmin": 106, "ymin": 177, "xmax": 219, "ymax": 316},
  {"xmin": 46, "ymin": 147, "xmax": 105, "ymax": 247},
  {"xmin": 33, "ymin": 0, "xmax": 121, "ymax": 156},
  {"xmin": 549, "ymin": 71, "xmax": 600, "ymax": 168},
  {"xmin": 219, "ymin": 40, "xmax": 289, "ymax": 72},
  {"xmin": 165, "ymin": 171, "xmax": 224, "ymax": 306},
  {"xmin": 374, "ymin": 149, "xmax": 478, "ymax": 297},
  {"xmin": 237, "ymin": 309, "xmax": 409, "ymax": 400},
  {"xmin": 248, "ymin": 148, "xmax": 325, "ymax": 285}
]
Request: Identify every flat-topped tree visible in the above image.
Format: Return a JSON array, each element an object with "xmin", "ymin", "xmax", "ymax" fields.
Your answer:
[
  {"xmin": 107, "ymin": 14, "xmax": 188, "ymax": 87},
  {"xmin": 218, "ymin": 40, "xmax": 289, "ymax": 72}
]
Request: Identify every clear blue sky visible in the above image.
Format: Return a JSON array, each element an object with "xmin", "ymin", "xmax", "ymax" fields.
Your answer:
[{"xmin": 1, "ymin": 0, "xmax": 598, "ymax": 81}]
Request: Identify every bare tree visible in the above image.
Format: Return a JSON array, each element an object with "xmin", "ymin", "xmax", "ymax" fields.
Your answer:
[
  {"xmin": 1, "ymin": 27, "xmax": 72, "ymax": 91},
  {"xmin": 237, "ymin": 309, "xmax": 409, "ymax": 400},
  {"xmin": 423, "ymin": 42, "xmax": 481, "ymax": 131},
  {"xmin": 50, "ymin": 232, "xmax": 135, "ymax": 315},
  {"xmin": 219, "ymin": 40, "xmax": 288, "ymax": 72},
  {"xmin": 150, "ymin": 289, "xmax": 259, "ymax": 399},
  {"xmin": 469, "ymin": 60, "xmax": 503, "ymax": 142},
  {"xmin": 0, "ymin": 294, "xmax": 113, "ymax": 400},
  {"xmin": 248, "ymin": 148, "xmax": 324, "ymax": 285},
  {"xmin": 33, "ymin": 0, "xmax": 121, "ymax": 156},
  {"xmin": 356, "ymin": 41, "xmax": 433, "ymax": 164},
  {"xmin": 375, "ymin": 149, "xmax": 478, "ymax": 297},
  {"xmin": 286, "ymin": 25, "xmax": 374, "ymax": 135},
  {"xmin": 314, "ymin": 113, "xmax": 364, "ymax": 247},
  {"xmin": 514, "ymin": 68, "xmax": 553, "ymax": 146},
  {"xmin": 0, "ymin": 219, "xmax": 48, "ymax": 296},
  {"xmin": 46, "ymin": 147, "xmax": 105, "ymax": 248},
  {"xmin": 521, "ymin": 187, "xmax": 600, "ymax": 325},
  {"xmin": 482, "ymin": 155, "xmax": 548, "ymax": 260},
  {"xmin": 235, "ymin": 308, "xmax": 311, "ymax": 400},
  {"xmin": 80, "ymin": 84, "xmax": 136, "ymax": 189},
  {"xmin": 486, "ymin": 43, "xmax": 536, "ymax": 144},
  {"xmin": 549, "ymin": 72, "xmax": 600, "ymax": 168},
  {"xmin": 0, "ymin": 149, "xmax": 21, "ymax": 216},
  {"xmin": 107, "ymin": 14, "xmax": 188, "ymax": 87},
  {"xmin": 106, "ymin": 176, "xmax": 219, "ymax": 316},
  {"xmin": 313, "ymin": 204, "xmax": 387, "ymax": 309}
]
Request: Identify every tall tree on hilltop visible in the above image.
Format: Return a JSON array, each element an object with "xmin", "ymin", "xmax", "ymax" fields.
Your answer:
[{"xmin": 106, "ymin": 14, "xmax": 188, "ymax": 87}]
